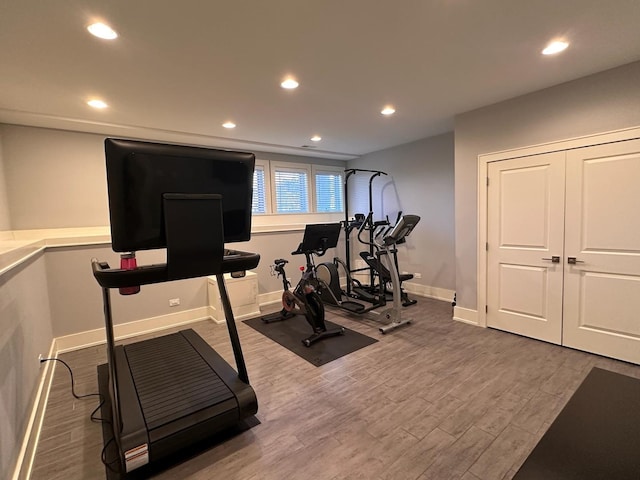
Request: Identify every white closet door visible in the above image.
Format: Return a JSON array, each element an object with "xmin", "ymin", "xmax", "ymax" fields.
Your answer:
[
  {"xmin": 563, "ymin": 139, "xmax": 640, "ymax": 364},
  {"xmin": 487, "ymin": 152, "xmax": 566, "ymax": 344}
]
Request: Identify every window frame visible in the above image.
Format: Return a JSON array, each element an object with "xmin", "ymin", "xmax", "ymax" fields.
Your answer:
[
  {"xmin": 312, "ymin": 165, "xmax": 345, "ymax": 214},
  {"xmin": 270, "ymin": 161, "xmax": 313, "ymax": 214},
  {"xmin": 251, "ymin": 159, "xmax": 272, "ymax": 215}
]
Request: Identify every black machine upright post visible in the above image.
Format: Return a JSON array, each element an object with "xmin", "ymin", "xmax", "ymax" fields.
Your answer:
[
  {"xmin": 216, "ymin": 273, "xmax": 249, "ymax": 384},
  {"xmin": 99, "ymin": 282, "xmax": 122, "ymax": 439},
  {"xmin": 344, "ymin": 169, "xmax": 356, "ymax": 295},
  {"xmin": 343, "ymin": 168, "xmax": 387, "ymax": 294},
  {"xmin": 367, "ymin": 170, "xmax": 385, "ymax": 287}
]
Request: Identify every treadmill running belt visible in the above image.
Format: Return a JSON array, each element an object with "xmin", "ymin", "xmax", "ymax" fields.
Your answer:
[{"xmin": 124, "ymin": 332, "xmax": 234, "ymax": 430}]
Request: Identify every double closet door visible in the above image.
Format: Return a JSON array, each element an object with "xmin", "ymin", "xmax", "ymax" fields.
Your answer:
[{"xmin": 486, "ymin": 138, "xmax": 640, "ymax": 365}]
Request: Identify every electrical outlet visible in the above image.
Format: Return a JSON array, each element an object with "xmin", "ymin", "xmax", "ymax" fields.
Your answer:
[
  {"xmin": 169, "ymin": 298, "xmax": 180, "ymax": 307},
  {"xmin": 414, "ymin": 272, "xmax": 422, "ymax": 279}
]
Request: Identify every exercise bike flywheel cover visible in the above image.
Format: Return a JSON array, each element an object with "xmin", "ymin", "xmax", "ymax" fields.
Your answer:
[{"xmin": 282, "ymin": 290, "xmax": 296, "ymax": 312}]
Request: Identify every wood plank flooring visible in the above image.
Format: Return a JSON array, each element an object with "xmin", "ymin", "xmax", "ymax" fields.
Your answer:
[{"xmin": 30, "ymin": 297, "xmax": 640, "ymax": 480}]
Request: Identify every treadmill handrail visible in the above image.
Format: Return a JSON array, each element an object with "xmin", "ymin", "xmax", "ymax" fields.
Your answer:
[{"xmin": 92, "ymin": 251, "xmax": 260, "ymax": 289}]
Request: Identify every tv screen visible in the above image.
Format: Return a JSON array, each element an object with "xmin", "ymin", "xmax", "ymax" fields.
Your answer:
[{"xmin": 105, "ymin": 138, "xmax": 255, "ymax": 252}]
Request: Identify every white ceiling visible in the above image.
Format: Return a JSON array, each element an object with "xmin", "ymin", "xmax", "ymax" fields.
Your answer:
[{"xmin": 1, "ymin": 1, "xmax": 640, "ymax": 160}]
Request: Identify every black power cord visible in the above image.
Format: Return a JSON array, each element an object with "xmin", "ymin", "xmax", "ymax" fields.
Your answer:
[{"xmin": 41, "ymin": 357, "xmax": 124, "ymax": 475}]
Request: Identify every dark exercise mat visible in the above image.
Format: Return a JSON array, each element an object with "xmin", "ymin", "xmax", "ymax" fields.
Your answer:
[
  {"xmin": 97, "ymin": 363, "xmax": 260, "ymax": 480},
  {"xmin": 514, "ymin": 367, "xmax": 640, "ymax": 480},
  {"xmin": 244, "ymin": 315, "xmax": 378, "ymax": 367}
]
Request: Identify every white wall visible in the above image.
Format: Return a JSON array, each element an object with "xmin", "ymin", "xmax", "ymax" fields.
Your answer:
[
  {"xmin": 454, "ymin": 60, "xmax": 640, "ymax": 310},
  {"xmin": 0, "ymin": 254, "xmax": 54, "ymax": 479},
  {"xmin": 0, "ymin": 128, "xmax": 11, "ymax": 231},
  {"xmin": 0, "ymin": 125, "xmax": 346, "ymax": 230},
  {"xmin": 347, "ymin": 132, "xmax": 455, "ymax": 292},
  {"xmin": 2, "ymin": 126, "xmax": 109, "ymax": 229}
]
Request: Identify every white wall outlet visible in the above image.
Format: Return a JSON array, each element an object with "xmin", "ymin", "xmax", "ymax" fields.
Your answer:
[
  {"xmin": 414, "ymin": 272, "xmax": 422, "ymax": 279},
  {"xmin": 169, "ymin": 298, "xmax": 180, "ymax": 307}
]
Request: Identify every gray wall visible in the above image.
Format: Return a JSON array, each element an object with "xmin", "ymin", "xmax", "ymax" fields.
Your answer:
[
  {"xmin": 2, "ymin": 126, "xmax": 109, "ymax": 229},
  {"xmin": 0, "ymin": 254, "xmax": 54, "ymax": 479},
  {"xmin": 45, "ymin": 236, "xmax": 344, "ymax": 338},
  {"xmin": 454, "ymin": 60, "xmax": 640, "ymax": 309},
  {"xmin": 0, "ymin": 129, "xmax": 11, "ymax": 231},
  {"xmin": 347, "ymin": 132, "xmax": 455, "ymax": 291},
  {"xmin": 0, "ymin": 124, "xmax": 345, "ymax": 230}
]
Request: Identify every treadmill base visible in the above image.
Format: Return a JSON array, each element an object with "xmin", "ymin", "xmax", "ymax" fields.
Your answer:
[{"xmin": 97, "ymin": 363, "xmax": 260, "ymax": 479}]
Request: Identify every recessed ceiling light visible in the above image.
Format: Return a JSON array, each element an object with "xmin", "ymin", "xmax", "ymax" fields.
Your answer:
[
  {"xmin": 311, "ymin": 135, "xmax": 322, "ymax": 142},
  {"xmin": 281, "ymin": 78, "xmax": 299, "ymax": 89},
  {"xmin": 381, "ymin": 106, "xmax": 396, "ymax": 116},
  {"xmin": 87, "ymin": 22, "xmax": 118, "ymax": 40},
  {"xmin": 222, "ymin": 121, "xmax": 236, "ymax": 129},
  {"xmin": 542, "ymin": 40, "xmax": 569, "ymax": 55},
  {"xmin": 87, "ymin": 99, "xmax": 108, "ymax": 109}
]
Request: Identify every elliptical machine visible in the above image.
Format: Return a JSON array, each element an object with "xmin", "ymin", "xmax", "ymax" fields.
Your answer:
[
  {"xmin": 315, "ymin": 214, "xmax": 421, "ymax": 333},
  {"xmin": 358, "ymin": 211, "xmax": 418, "ymax": 307},
  {"xmin": 262, "ymin": 223, "xmax": 345, "ymax": 347}
]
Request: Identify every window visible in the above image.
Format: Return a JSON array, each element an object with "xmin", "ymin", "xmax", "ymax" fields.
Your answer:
[
  {"xmin": 272, "ymin": 163, "xmax": 311, "ymax": 213},
  {"xmin": 252, "ymin": 165, "xmax": 266, "ymax": 214},
  {"xmin": 314, "ymin": 167, "xmax": 344, "ymax": 213},
  {"xmin": 252, "ymin": 160, "xmax": 271, "ymax": 214}
]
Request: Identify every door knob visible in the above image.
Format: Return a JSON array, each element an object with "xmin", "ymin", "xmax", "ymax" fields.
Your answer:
[
  {"xmin": 542, "ymin": 256, "xmax": 560, "ymax": 263},
  {"xmin": 567, "ymin": 257, "xmax": 584, "ymax": 264}
]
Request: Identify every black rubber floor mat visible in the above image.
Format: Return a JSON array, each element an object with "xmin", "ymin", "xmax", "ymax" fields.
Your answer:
[
  {"xmin": 514, "ymin": 367, "xmax": 640, "ymax": 480},
  {"xmin": 244, "ymin": 315, "xmax": 377, "ymax": 367}
]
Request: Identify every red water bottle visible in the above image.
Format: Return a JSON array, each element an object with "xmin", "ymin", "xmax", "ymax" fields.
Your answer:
[{"xmin": 119, "ymin": 252, "xmax": 141, "ymax": 295}]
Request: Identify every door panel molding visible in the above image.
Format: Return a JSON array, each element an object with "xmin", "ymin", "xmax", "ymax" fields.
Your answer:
[
  {"xmin": 480, "ymin": 133, "xmax": 640, "ymax": 364},
  {"xmin": 478, "ymin": 125, "xmax": 640, "ymax": 329},
  {"xmin": 486, "ymin": 153, "xmax": 564, "ymax": 344}
]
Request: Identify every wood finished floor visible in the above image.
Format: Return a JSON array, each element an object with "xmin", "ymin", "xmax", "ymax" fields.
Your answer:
[{"xmin": 31, "ymin": 296, "xmax": 640, "ymax": 480}]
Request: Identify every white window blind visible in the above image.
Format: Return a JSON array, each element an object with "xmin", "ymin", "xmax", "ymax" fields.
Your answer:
[
  {"xmin": 315, "ymin": 171, "xmax": 344, "ymax": 212},
  {"xmin": 252, "ymin": 165, "xmax": 266, "ymax": 214},
  {"xmin": 274, "ymin": 167, "xmax": 309, "ymax": 213}
]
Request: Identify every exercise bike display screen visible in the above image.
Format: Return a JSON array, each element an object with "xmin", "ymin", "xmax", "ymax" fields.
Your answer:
[
  {"xmin": 299, "ymin": 223, "xmax": 341, "ymax": 252},
  {"xmin": 105, "ymin": 138, "xmax": 255, "ymax": 252}
]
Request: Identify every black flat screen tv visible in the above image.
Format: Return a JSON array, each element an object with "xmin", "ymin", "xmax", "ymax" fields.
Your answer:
[{"xmin": 105, "ymin": 138, "xmax": 255, "ymax": 252}]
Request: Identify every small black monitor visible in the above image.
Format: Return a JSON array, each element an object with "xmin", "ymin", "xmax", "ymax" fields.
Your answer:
[
  {"xmin": 300, "ymin": 223, "xmax": 341, "ymax": 252},
  {"xmin": 105, "ymin": 138, "xmax": 254, "ymax": 252}
]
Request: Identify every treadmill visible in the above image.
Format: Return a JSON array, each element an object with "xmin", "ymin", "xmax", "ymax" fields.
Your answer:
[{"xmin": 91, "ymin": 138, "xmax": 260, "ymax": 474}]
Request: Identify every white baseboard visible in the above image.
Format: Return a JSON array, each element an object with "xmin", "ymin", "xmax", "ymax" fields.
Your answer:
[
  {"xmin": 404, "ymin": 282, "xmax": 455, "ymax": 303},
  {"xmin": 12, "ymin": 339, "xmax": 57, "ymax": 480},
  {"xmin": 55, "ymin": 307, "xmax": 211, "ymax": 353},
  {"xmin": 206, "ymin": 306, "xmax": 262, "ymax": 324},
  {"xmin": 453, "ymin": 306, "xmax": 480, "ymax": 326},
  {"xmin": 258, "ymin": 290, "xmax": 282, "ymax": 307}
]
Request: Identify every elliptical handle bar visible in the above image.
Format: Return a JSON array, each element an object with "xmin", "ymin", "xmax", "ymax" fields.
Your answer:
[{"xmin": 357, "ymin": 212, "xmax": 375, "ymax": 247}]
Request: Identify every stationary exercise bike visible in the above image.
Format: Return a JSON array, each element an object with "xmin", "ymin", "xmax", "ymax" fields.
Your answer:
[{"xmin": 262, "ymin": 224, "xmax": 345, "ymax": 347}]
